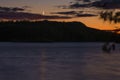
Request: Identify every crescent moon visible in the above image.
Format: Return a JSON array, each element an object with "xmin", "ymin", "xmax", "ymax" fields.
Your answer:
[{"xmin": 42, "ymin": 11, "xmax": 45, "ymax": 15}]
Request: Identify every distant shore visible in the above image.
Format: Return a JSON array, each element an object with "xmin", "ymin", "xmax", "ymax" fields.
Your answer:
[{"xmin": 0, "ymin": 21, "xmax": 119, "ymax": 42}]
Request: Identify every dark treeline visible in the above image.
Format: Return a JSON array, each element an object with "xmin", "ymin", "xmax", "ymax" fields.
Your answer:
[{"xmin": 0, "ymin": 20, "xmax": 119, "ymax": 42}]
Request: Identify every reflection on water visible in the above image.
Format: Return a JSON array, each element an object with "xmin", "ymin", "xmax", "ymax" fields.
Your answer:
[{"xmin": 0, "ymin": 42, "xmax": 120, "ymax": 80}]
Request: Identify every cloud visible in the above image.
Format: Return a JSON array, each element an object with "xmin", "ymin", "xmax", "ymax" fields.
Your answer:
[
  {"xmin": 51, "ymin": 11, "xmax": 97, "ymax": 17},
  {"xmin": 0, "ymin": 11, "xmax": 71, "ymax": 20},
  {"xmin": 80, "ymin": 0, "xmax": 91, "ymax": 2},
  {"xmin": 76, "ymin": 13, "xmax": 97, "ymax": 17},
  {"xmin": 73, "ymin": 0, "xmax": 92, "ymax": 3},
  {"xmin": 0, "ymin": 6, "xmax": 72, "ymax": 20},
  {"xmin": 51, "ymin": 11, "xmax": 83, "ymax": 15},
  {"xmin": 91, "ymin": 0, "xmax": 120, "ymax": 9},
  {"xmin": 0, "ymin": 6, "xmax": 26, "ymax": 12},
  {"xmin": 57, "ymin": 0, "xmax": 120, "ymax": 18},
  {"xmin": 62, "ymin": 0, "xmax": 120, "ymax": 10}
]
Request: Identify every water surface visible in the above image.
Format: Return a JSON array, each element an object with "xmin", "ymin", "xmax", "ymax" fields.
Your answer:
[{"xmin": 0, "ymin": 42, "xmax": 120, "ymax": 80}]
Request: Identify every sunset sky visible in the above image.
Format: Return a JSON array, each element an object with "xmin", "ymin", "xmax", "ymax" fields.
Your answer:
[{"xmin": 0, "ymin": 0, "xmax": 120, "ymax": 30}]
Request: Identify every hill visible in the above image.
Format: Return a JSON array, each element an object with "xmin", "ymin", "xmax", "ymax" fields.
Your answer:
[{"xmin": 0, "ymin": 20, "xmax": 119, "ymax": 42}]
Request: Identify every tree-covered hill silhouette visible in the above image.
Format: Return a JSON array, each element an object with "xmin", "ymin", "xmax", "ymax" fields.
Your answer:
[{"xmin": 0, "ymin": 20, "xmax": 119, "ymax": 42}]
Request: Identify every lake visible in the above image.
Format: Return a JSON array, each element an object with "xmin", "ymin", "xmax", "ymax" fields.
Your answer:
[{"xmin": 0, "ymin": 42, "xmax": 120, "ymax": 80}]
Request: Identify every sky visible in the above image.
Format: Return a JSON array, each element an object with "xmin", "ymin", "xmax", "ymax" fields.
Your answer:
[
  {"xmin": 0, "ymin": 0, "xmax": 120, "ymax": 30},
  {"xmin": 0, "ymin": 0, "xmax": 71, "ymax": 14}
]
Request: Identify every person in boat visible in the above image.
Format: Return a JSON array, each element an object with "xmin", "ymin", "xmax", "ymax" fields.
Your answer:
[
  {"xmin": 102, "ymin": 42, "xmax": 116, "ymax": 53},
  {"xmin": 102, "ymin": 42, "xmax": 111, "ymax": 53},
  {"xmin": 111, "ymin": 42, "xmax": 116, "ymax": 51}
]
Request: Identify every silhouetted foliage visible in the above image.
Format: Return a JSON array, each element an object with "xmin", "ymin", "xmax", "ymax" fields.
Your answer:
[
  {"xmin": 0, "ymin": 20, "xmax": 119, "ymax": 42},
  {"xmin": 100, "ymin": 11, "xmax": 120, "ymax": 23}
]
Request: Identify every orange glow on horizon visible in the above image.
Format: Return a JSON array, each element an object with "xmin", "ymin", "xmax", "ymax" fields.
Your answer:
[{"xmin": 52, "ymin": 16, "xmax": 120, "ymax": 30}]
